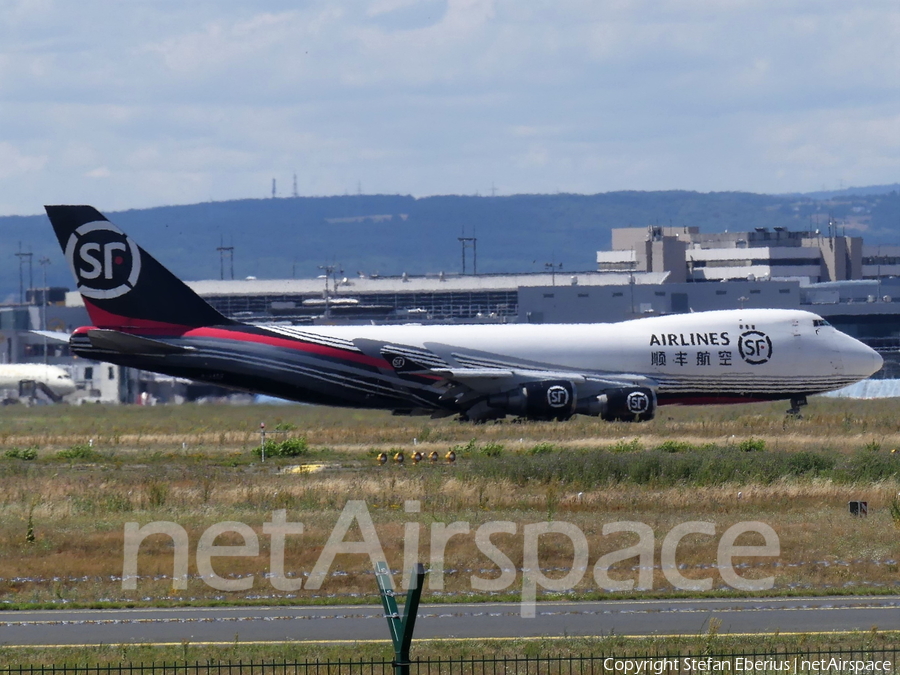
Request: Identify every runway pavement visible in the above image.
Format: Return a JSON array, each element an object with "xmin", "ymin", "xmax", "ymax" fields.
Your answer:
[{"xmin": 1, "ymin": 596, "xmax": 899, "ymax": 646}]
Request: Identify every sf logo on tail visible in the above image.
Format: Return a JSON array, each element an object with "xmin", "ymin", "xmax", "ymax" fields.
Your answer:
[{"xmin": 64, "ymin": 221, "xmax": 141, "ymax": 299}]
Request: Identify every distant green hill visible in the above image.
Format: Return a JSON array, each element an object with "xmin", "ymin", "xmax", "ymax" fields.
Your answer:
[{"xmin": 5, "ymin": 189, "xmax": 900, "ymax": 302}]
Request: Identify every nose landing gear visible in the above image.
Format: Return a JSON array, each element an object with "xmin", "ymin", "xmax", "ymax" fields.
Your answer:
[{"xmin": 786, "ymin": 395, "xmax": 807, "ymax": 418}]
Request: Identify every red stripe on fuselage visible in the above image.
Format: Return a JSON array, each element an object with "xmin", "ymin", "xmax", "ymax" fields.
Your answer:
[
  {"xmin": 186, "ymin": 326, "xmax": 389, "ymax": 369},
  {"xmin": 75, "ymin": 301, "xmax": 390, "ymax": 369},
  {"xmin": 82, "ymin": 300, "xmax": 194, "ymax": 334}
]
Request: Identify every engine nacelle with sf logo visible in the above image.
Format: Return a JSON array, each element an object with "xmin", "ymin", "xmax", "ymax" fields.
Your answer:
[
  {"xmin": 486, "ymin": 379, "xmax": 577, "ymax": 421},
  {"xmin": 576, "ymin": 386, "xmax": 657, "ymax": 422}
]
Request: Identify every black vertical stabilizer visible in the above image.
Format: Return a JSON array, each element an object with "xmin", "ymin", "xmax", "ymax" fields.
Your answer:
[{"xmin": 45, "ymin": 205, "xmax": 234, "ymax": 329}]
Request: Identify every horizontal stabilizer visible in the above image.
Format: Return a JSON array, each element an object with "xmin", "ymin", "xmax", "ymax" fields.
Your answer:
[
  {"xmin": 30, "ymin": 330, "xmax": 71, "ymax": 344},
  {"xmin": 84, "ymin": 329, "xmax": 195, "ymax": 356}
]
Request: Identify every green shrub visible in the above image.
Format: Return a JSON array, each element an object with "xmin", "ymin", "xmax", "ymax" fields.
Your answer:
[
  {"xmin": 845, "ymin": 449, "xmax": 900, "ymax": 482},
  {"xmin": 57, "ymin": 443, "xmax": 100, "ymax": 461},
  {"xmin": 254, "ymin": 440, "xmax": 279, "ymax": 458},
  {"xmin": 252, "ymin": 437, "xmax": 309, "ymax": 459},
  {"xmin": 655, "ymin": 439, "xmax": 694, "ymax": 453},
  {"xmin": 479, "ymin": 442, "xmax": 504, "ymax": 457},
  {"xmin": 447, "ymin": 439, "xmax": 478, "ymax": 457},
  {"xmin": 609, "ymin": 438, "xmax": 643, "ymax": 453},
  {"xmin": 785, "ymin": 451, "xmax": 835, "ymax": 476},
  {"xmin": 738, "ymin": 437, "xmax": 766, "ymax": 452},
  {"xmin": 463, "ymin": 447, "xmax": 843, "ymax": 488},
  {"xmin": 461, "ymin": 439, "xmax": 478, "ymax": 455},
  {"xmin": 145, "ymin": 481, "xmax": 169, "ymax": 508},
  {"xmin": 527, "ymin": 441, "xmax": 558, "ymax": 455},
  {"xmin": 277, "ymin": 437, "xmax": 309, "ymax": 457},
  {"xmin": 274, "ymin": 422, "xmax": 298, "ymax": 431},
  {"xmin": 5, "ymin": 447, "xmax": 37, "ymax": 461}
]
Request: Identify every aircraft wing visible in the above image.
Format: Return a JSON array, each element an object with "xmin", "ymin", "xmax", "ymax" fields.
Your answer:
[
  {"xmin": 430, "ymin": 367, "xmax": 654, "ymax": 390},
  {"xmin": 375, "ymin": 342, "xmax": 655, "ymax": 393}
]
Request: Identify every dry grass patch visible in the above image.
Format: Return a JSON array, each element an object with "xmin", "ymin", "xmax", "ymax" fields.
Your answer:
[
  {"xmin": 0, "ymin": 465, "xmax": 898, "ymax": 606},
  {"xmin": 3, "ymin": 398, "xmax": 900, "ymax": 455}
]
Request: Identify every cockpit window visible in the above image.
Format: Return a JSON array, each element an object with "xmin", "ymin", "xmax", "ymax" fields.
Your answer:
[{"xmin": 813, "ymin": 319, "xmax": 831, "ymax": 327}]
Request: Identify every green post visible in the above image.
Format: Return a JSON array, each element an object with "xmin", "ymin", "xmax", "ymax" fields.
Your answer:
[{"xmin": 376, "ymin": 561, "xmax": 425, "ymax": 675}]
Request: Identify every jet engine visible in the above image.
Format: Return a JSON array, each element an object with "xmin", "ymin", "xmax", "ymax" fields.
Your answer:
[
  {"xmin": 484, "ymin": 380, "xmax": 577, "ymax": 421},
  {"xmin": 466, "ymin": 381, "xmax": 656, "ymax": 422},
  {"xmin": 576, "ymin": 386, "xmax": 657, "ymax": 422}
]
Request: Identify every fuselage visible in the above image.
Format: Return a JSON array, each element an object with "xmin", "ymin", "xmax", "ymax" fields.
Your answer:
[{"xmin": 0, "ymin": 364, "xmax": 77, "ymax": 398}]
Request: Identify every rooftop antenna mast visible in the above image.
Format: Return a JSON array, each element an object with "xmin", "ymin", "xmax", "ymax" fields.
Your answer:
[
  {"xmin": 318, "ymin": 263, "xmax": 344, "ymax": 320},
  {"xmin": 217, "ymin": 236, "xmax": 234, "ymax": 280},
  {"xmin": 458, "ymin": 232, "xmax": 477, "ymax": 275},
  {"xmin": 544, "ymin": 256, "xmax": 562, "ymax": 286},
  {"xmin": 15, "ymin": 242, "xmax": 33, "ymax": 304},
  {"xmin": 39, "ymin": 257, "xmax": 50, "ymax": 364}
]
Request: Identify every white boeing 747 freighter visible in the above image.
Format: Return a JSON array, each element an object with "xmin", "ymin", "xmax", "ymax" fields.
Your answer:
[{"xmin": 45, "ymin": 205, "xmax": 882, "ymax": 422}]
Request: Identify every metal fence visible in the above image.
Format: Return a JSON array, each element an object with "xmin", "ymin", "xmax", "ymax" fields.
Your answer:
[{"xmin": 3, "ymin": 648, "xmax": 900, "ymax": 675}]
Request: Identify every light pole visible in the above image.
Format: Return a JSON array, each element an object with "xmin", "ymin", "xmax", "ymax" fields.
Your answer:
[
  {"xmin": 544, "ymin": 261, "xmax": 562, "ymax": 286},
  {"xmin": 318, "ymin": 264, "xmax": 343, "ymax": 321},
  {"xmin": 458, "ymin": 237, "xmax": 477, "ymax": 274},
  {"xmin": 39, "ymin": 257, "xmax": 51, "ymax": 364}
]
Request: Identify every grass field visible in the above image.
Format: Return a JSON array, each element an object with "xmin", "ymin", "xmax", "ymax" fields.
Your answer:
[
  {"xmin": 2, "ymin": 396, "xmax": 900, "ymax": 452},
  {"xmin": 0, "ymin": 398, "xmax": 898, "ymax": 607},
  {"xmin": 1, "ymin": 398, "xmax": 899, "ymax": 665}
]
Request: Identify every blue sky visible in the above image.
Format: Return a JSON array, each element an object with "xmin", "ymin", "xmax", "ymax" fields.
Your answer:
[{"xmin": 3, "ymin": 0, "xmax": 900, "ymax": 215}]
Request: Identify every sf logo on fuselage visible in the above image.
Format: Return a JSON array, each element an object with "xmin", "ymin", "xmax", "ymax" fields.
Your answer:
[
  {"xmin": 546, "ymin": 385, "xmax": 570, "ymax": 408},
  {"xmin": 626, "ymin": 391, "xmax": 650, "ymax": 414},
  {"xmin": 64, "ymin": 221, "xmax": 141, "ymax": 300},
  {"xmin": 738, "ymin": 330, "xmax": 773, "ymax": 365}
]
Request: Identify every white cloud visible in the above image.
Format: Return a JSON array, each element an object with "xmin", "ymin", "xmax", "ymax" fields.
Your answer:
[
  {"xmin": 2, "ymin": 0, "xmax": 900, "ymax": 212},
  {"xmin": 85, "ymin": 166, "xmax": 110, "ymax": 178},
  {"xmin": 0, "ymin": 142, "xmax": 46, "ymax": 179}
]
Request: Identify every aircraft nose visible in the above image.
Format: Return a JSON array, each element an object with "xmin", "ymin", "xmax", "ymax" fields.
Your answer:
[{"xmin": 846, "ymin": 339, "xmax": 883, "ymax": 378}]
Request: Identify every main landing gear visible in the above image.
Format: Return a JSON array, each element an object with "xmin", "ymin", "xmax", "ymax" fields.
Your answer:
[{"xmin": 786, "ymin": 395, "xmax": 807, "ymax": 418}]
